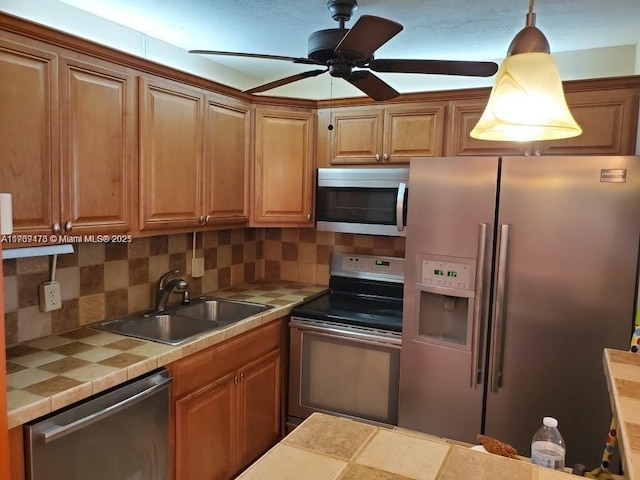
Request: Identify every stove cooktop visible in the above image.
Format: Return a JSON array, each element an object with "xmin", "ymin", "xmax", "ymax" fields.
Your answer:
[{"xmin": 291, "ymin": 292, "xmax": 403, "ymax": 332}]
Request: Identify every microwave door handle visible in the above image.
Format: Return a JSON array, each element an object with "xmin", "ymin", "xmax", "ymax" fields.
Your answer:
[{"xmin": 396, "ymin": 182, "xmax": 407, "ymax": 232}]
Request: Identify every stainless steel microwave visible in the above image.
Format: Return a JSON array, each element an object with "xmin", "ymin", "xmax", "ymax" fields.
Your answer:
[{"xmin": 315, "ymin": 167, "xmax": 409, "ymax": 237}]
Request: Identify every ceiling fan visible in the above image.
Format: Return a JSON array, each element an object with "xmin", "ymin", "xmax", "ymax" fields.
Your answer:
[{"xmin": 190, "ymin": 0, "xmax": 499, "ymax": 101}]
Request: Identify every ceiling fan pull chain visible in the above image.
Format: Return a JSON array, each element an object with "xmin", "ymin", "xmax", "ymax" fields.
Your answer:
[{"xmin": 328, "ymin": 77, "xmax": 334, "ymax": 131}]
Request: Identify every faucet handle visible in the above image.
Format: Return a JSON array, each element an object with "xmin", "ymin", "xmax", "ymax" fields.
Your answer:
[{"xmin": 158, "ymin": 270, "xmax": 179, "ymax": 290}]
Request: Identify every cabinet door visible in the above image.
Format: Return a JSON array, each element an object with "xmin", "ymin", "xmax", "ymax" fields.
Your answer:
[
  {"xmin": 446, "ymin": 99, "xmax": 531, "ymax": 156},
  {"xmin": 238, "ymin": 349, "xmax": 281, "ymax": 469},
  {"xmin": 175, "ymin": 373, "xmax": 237, "ymax": 480},
  {"xmin": 539, "ymin": 89, "xmax": 639, "ymax": 155},
  {"xmin": 252, "ymin": 107, "xmax": 314, "ymax": 226},
  {"xmin": 0, "ymin": 36, "xmax": 59, "ymax": 236},
  {"xmin": 139, "ymin": 76, "xmax": 203, "ymax": 231},
  {"xmin": 383, "ymin": 104, "xmax": 446, "ymax": 162},
  {"xmin": 329, "ymin": 108, "xmax": 384, "ymax": 164},
  {"xmin": 204, "ymin": 94, "xmax": 249, "ymax": 225},
  {"xmin": 60, "ymin": 55, "xmax": 134, "ymax": 235}
]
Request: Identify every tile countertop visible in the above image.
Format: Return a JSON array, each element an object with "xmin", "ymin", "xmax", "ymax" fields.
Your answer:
[
  {"xmin": 603, "ymin": 348, "xmax": 640, "ymax": 480},
  {"xmin": 238, "ymin": 412, "xmax": 577, "ymax": 480},
  {"xmin": 5, "ymin": 279, "xmax": 327, "ymax": 429}
]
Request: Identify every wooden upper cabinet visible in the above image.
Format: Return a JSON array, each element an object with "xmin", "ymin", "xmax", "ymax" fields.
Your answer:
[
  {"xmin": 139, "ymin": 76, "xmax": 204, "ymax": 231},
  {"xmin": 447, "ymin": 88, "xmax": 639, "ymax": 156},
  {"xmin": 329, "ymin": 107, "xmax": 383, "ymax": 164},
  {"xmin": 383, "ymin": 104, "xmax": 446, "ymax": 162},
  {"xmin": 540, "ymin": 88, "xmax": 639, "ymax": 155},
  {"xmin": 446, "ymin": 99, "xmax": 530, "ymax": 156},
  {"xmin": 0, "ymin": 36, "xmax": 59, "ymax": 236},
  {"xmin": 327, "ymin": 103, "xmax": 445, "ymax": 165},
  {"xmin": 60, "ymin": 54, "xmax": 135, "ymax": 234},
  {"xmin": 252, "ymin": 106, "xmax": 315, "ymax": 226},
  {"xmin": 204, "ymin": 94, "xmax": 250, "ymax": 225},
  {"xmin": 0, "ymin": 33, "xmax": 136, "ymax": 240}
]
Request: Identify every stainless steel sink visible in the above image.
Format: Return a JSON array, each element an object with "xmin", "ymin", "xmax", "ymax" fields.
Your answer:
[
  {"xmin": 93, "ymin": 296, "xmax": 273, "ymax": 345},
  {"xmin": 176, "ymin": 298, "xmax": 271, "ymax": 326}
]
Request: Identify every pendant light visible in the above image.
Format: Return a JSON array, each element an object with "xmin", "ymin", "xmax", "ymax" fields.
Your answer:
[{"xmin": 470, "ymin": 0, "xmax": 582, "ymax": 142}]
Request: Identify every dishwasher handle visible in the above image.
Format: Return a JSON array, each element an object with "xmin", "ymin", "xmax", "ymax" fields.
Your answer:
[{"xmin": 40, "ymin": 375, "xmax": 172, "ymax": 444}]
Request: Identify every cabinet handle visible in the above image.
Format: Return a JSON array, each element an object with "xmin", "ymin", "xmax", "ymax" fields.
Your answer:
[
  {"xmin": 375, "ymin": 153, "xmax": 380, "ymax": 162},
  {"xmin": 524, "ymin": 150, "xmax": 531, "ymax": 157},
  {"xmin": 240, "ymin": 373, "xmax": 244, "ymax": 382},
  {"xmin": 383, "ymin": 153, "xmax": 389, "ymax": 162},
  {"xmin": 52, "ymin": 223, "xmax": 61, "ymax": 234},
  {"xmin": 234, "ymin": 375, "xmax": 239, "ymax": 384},
  {"xmin": 205, "ymin": 214, "xmax": 211, "ymax": 224},
  {"xmin": 306, "ymin": 214, "xmax": 311, "ymax": 221},
  {"xmin": 534, "ymin": 150, "xmax": 541, "ymax": 156},
  {"xmin": 199, "ymin": 215, "xmax": 206, "ymax": 225},
  {"xmin": 64, "ymin": 221, "xmax": 73, "ymax": 232}
]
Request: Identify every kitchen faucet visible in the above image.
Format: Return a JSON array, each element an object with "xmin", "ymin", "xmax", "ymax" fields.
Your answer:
[{"xmin": 148, "ymin": 270, "xmax": 190, "ymax": 315}]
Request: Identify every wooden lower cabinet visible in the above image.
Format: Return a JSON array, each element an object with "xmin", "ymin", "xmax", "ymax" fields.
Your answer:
[
  {"xmin": 169, "ymin": 319, "xmax": 284, "ymax": 480},
  {"xmin": 8, "ymin": 426, "xmax": 24, "ymax": 480}
]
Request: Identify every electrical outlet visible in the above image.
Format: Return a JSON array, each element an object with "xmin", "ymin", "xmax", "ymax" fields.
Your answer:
[
  {"xmin": 191, "ymin": 257, "xmax": 205, "ymax": 278},
  {"xmin": 39, "ymin": 281, "xmax": 62, "ymax": 312}
]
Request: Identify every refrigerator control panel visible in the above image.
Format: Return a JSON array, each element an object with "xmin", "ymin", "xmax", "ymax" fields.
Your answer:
[{"xmin": 421, "ymin": 259, "xmax": 471, "ymax": 290}]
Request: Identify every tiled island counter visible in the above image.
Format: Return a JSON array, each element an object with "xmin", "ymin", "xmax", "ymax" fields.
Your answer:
[
  {"xmin": 238, "ymin": 412, "xmax": 576, "ymax": 480},
  {"xmin": 603, "ymin": 348, "xmax": 640, "ymax": 480}
]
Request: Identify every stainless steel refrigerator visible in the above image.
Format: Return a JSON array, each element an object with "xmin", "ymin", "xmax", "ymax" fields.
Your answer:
[{"xmin": 398, "ymin": 156, "xmax": 639, "ymax": 467}]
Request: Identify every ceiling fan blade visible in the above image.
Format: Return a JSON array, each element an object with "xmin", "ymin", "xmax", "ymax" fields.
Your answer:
[
  {"xmin": 244, "ymin": 69, "xmax": 327, "ymax": 94},
  {"xmin": 346, "ymin": 71, "xmax": 400, "ymax": 101},
  {"xmin": 369, "ymin": 59, "xmax": 499, "ymax": 77},
  {"xmin": 335, "ymin": 15, "xmax": 403, "ymax": 59},
  {"xmin": 189, "ymin": 50, "xmax": 321, "ymax": 65}
]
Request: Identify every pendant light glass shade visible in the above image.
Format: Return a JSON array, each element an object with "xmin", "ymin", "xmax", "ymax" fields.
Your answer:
[
  {"xmin": 470, "ymin": 1, "xmax": 582, "ymax": 142},
  {"xmin": 470, "ymin": 53, "xmax": 582, "ymax": 141}
]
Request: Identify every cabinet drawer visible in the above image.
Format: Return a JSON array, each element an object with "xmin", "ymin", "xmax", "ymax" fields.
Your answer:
[{"xmin": 170, "ymin": 319, "xmax": 283, "ymax": 398}]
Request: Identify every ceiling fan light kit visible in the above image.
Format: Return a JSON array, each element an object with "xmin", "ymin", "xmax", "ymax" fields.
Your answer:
[
  {"xmin": 470, "ymin": 0, "xmax": 582, "ymax": 142},
  {"xmin": 189, "ymin": 0, "xmax": 498, "ymax": 101}
]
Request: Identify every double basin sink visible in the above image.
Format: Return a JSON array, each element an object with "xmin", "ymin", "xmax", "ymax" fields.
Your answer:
[{"xmin": 94, "ymin": 296, "xmax": 273, "ymax": 345}]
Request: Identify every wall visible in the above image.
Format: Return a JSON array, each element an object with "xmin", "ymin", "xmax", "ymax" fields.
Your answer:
[
  {"xmin": 2, "ymin": 228, "xmax": 263, "ymax": 346},
  {"xmin": 2, "ymin": 228, "xmax": 405, "ymax": 347}
]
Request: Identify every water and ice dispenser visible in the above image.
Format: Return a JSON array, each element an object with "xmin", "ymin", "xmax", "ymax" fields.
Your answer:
[{"xmin": 414, "ymin": 254, "xmax": 476, "ymax": 349}]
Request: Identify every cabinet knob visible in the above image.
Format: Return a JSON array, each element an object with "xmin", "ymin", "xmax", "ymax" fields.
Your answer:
[
  {"xmin": 205, "ymin": 214, "xmax": 211, "ymax": 224},
  {"xmin": 524, "ymin": 151, "xmax": 531, "ymax": 157},
  {"xmin": 52, "ymin": 223, "xmax": 61, "ymax": 234},
  {"xmin": 64, "ymin": 221, "xmax": 73, "ymax": 232},
  {"xmin": 375, "ymin": 153, "xmax": 380, "ymax": 162},
  {"xmin": 234, "ymin": 375, "xmax": 239, "ymax": 384},
  {"xmin": 534, "ymin": 150, "xmax": 541, "ymax": 156},
  {"xmin": 199, "ymin": 215, "xmax": 206, "ymax": 225},
  {"xmin": 240, "ymin": 373, "xmax": 244, "ymax": 382},
  {"xmin": 383, "ymin": 153, "xmax": 389, "ymax": 162},
  {"xmin": 306, "ymin": 214, "xmax": 311, "ymax": 221}
]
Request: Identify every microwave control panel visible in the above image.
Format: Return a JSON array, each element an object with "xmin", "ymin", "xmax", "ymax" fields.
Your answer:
[{"xmin": 421, "ymin": 259, "xmax": 471, "ymax": 290}]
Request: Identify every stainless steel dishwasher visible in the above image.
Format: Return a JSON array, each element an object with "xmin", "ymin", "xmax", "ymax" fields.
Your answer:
[{"xmin": 25, "ymin": 368, "xmax": 172, "ymax": 480}]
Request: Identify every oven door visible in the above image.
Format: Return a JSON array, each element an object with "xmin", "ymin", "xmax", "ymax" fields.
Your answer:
[{"xmin": 288, "ymin": 318, "xmax": 401, "ymax": 428}]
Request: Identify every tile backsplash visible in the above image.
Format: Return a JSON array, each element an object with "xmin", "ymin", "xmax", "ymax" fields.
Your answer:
[{"xmin": 3, "ymin": 228, "xmax": 404, "ymax": 346}]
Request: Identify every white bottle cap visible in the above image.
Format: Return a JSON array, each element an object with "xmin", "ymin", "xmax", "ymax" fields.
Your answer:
[{"xmin": 543, "ymin": 417, "xmax": 558, "ymax": 428}]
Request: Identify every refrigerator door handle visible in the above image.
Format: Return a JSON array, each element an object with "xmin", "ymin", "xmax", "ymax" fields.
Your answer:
[
  {"xmin": 471, "ymin": 223, "xmax": 488, "ymax": 388},
  {"xmin": 396, "ymin": 182, "xmax": 407, "ymax": 232},
  {"xmin": 489, "ymin": 223, "xmax": 510, "ymax": 393}
]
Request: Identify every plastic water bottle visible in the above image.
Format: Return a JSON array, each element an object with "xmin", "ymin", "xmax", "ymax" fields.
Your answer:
[{"xmin": 531, "ymin": 417, "xmax": 566, "ymax": 471}]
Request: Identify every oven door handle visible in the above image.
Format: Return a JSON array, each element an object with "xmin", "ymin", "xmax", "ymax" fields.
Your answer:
[
  {"xmin": 396, "ymin": 182, "xmax": 407, "ymax": 232},
  {"xmin": 290, "ymin": 319, "xmax": 402, "ymax": 348}
]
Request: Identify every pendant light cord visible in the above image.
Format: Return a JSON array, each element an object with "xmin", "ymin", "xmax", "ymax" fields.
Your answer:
[{"xmin": 526, "ymin": 0, "xmax": 536, "ymax": 26}]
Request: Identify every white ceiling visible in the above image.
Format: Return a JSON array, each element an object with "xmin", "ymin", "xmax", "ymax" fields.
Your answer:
[{"xmin": 29, "ymin": 0, "xmax": 640, "ymax": 98}]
